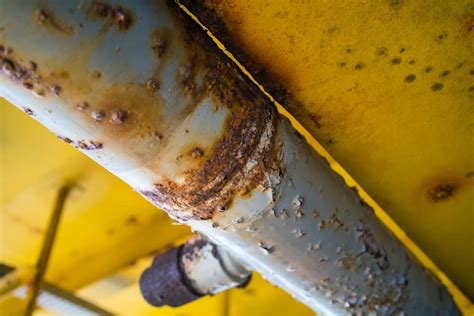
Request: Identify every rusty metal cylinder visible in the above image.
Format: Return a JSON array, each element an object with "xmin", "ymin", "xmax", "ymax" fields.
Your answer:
[
  {"xmin": 140, "ymin": 237, "xmax": 250, "ymax": 307},
  {"xmin": 0, "ymin": 1, "xmax": 462, "ymax": 314}
]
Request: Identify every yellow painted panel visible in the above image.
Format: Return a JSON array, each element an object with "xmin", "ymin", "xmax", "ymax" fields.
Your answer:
[
  {"xmin": 182, "ymin": 0, "xmax": 474, "ymax": 301},
  {"xmin": 1, "ymin": 99, "xmax": 190, "ymax": 290},
  {"xmin": 0, "ymin": 295, "xmax": 26, "ymax": 316}
]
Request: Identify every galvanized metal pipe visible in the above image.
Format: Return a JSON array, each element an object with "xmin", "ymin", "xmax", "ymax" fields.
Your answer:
[{"xmin": 0, "ymin": 1, "xmax": 461, "ymax": 314}]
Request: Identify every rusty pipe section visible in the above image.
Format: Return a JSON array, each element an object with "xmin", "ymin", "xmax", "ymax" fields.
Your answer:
[
  {"xmin": 0, "ymin": 1, "xmax": 461, "ymax": 314},
  {"xmin": 140, "ymin": 236, "xmax": 250, "ymax": 307}
]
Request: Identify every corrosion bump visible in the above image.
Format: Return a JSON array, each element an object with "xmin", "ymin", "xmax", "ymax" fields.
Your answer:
[
  {"xmin": 22, "ymin": 82, "xmax": 34, "ymax": 90},
  {"xmin": 146, "ymin": 79, "xmax": 160, "ymax": 94},
  {"xmin": 113, "ymin": 7, "xmax": 132, "ymax": 31},
  {"xmin": 77, "ymin": 102, "xmax": 89, "ymax": 111},
  {"xmin": 153, "ymin": 131, "xmax": 163, "ymax": 140},
  {"xmin": 34, "ymin": 8, "xmax": 49, "ymax": 24},
  {"xmin": 190, "ymin": 147, "xmax": 204, "ymax": 159},
  {"xmin": 23, "ymin": 107, "xmax": 34, "ymax": 115},
  {"xmin": 109, "ymin": 109, "xmax": 128, "ymax": 124},
  {"xmin": 376, "ymin": 47, "xmax": 388, "ymax": 56},
  {"xmin": 77, "ymin": 140, "xmax": 103, "ymax": 150},
  {"xmin": 91, "ymin": 110, "xmax": 105, "ymax": 122},
  {"xmin": 78, "ymin": 140, "xmax": 88, "ymax": 149},
  {"xmin": 89, "ymin": 141, "xmax": 103, "ymax": 150},
  {"xmin": 429, "ymin": 183, "xmax": 455, "ymax": 202},
  {"xmin": 391, "ymin": 57, "xmax": 401, "ymax": 65},
  {"xmin": 150, "ymin": 30, "xmax": 167, "ymax": 58},
  {"xmin": 57, "ymin": 135, "xmax": 72, "ymax": 144},
  {"xmin": 431, "ymin": 82, "xmax": 444, "ymax": 91},
  {"xmin": 1, "ymin": 59, "xmax": 14, "ymax": 76},
  {"xmin": 91, "ymin": 70, "xmax": 102, "ymax": 79},
  {"xmin": 48, "ymin": 84, "xmax": 62, "ymax": 96},
  {"xmin": 404, "ymin": 74, "xmax": 416, "ymax": 83},
  {"xmin": 29, "ymin": 61, "xmax": 37, "ymax": 71}
]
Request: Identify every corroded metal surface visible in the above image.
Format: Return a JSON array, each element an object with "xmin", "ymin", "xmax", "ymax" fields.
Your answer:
[
  {"xmin": 190, "ymin": 118, "xmax": 461, "ymax": 315},
  {"xmin": 179, "ymin": 0, "xmax": 474, "ymax": 302},
  {"xmin": 0, "ymin": 1, "xmax": 462, "ymax": 314},
  {"xmin": 0, "ymin": 0, "xmax": 277, "ymax": 222}
]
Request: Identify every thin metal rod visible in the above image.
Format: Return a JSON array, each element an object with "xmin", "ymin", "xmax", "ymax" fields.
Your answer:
[
  {"xmin": 24, "ymin": 185, "xmax": 72, "ymax": 316},
  {"xmin": 222, "ymin": 290, "xmax": 230, "ymax": 316}
]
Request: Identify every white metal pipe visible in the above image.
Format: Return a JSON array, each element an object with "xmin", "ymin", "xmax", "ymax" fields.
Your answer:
[{"xmin": 0, "ymin": 1, "xmax": 461, "ymax": 314}]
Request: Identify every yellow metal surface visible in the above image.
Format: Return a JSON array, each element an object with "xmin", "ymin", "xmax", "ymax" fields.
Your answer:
[{"xmin": 182, "ymin": 0, "xmax": 474, "ymax": 302}]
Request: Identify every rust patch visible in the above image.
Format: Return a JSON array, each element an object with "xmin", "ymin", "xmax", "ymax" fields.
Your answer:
[
  {"xmin": 189, "ymin": 147, "xmax": 204, "ymax": 159},
  {"xmin": 428, "ymin": 183, "xmax": 456, "ymax": 202},
  {"xmin": 34, "ymin": 8, "xmax": 74, "ymax": 35},
  {"xmin": 56, "ymin": 135, "xmax": 102, "ymax": 150},
  {"xmin": 85, "ymin": 1, "xmax": 133, "ymax": 32},
  {"xmin": 418, "ymin": 172, "xmax": 470, "ymax": 204},
  {"xmin": 308, "ymin": 113, "xmax": 322, "ymax": 128},
  {"xmin": 150, "ymin": 29, "xmax": 169, "ymax": 59},
  {"xmin": 146, "ymin": 79, "xmax": 160, "ymax": 94},
  {"xmin": 357, "ymin": 223, "xmax": 389, "ymax": 270},
  {"xmin": 22, "ymin": 107, "xmax": 34, "ymax": 115},
  {"xmin": 91, "ymin": 70, "xmax": 102, "ymax": 79},
  {"xmin": 57, "ymin": 135, "xmax": 73, "ymax": 144},
  {"xmin": 461, "ymin": 13, "xmax": 474, "ymax": 36},
  {"xmin": 77, "ymin": 140, "xmax": 103, "ymax": 150},
  {"xmin": 0, "ymin": 45, "xmax": 60, "ymax": 98},
  {"xmin": 177, "ymin": 55, "xmax": 198, "ymax": 96},
  {"xmin": 109, "ymin": 109, "xmax": 128, "ymax": 125},
  {"xmin": 125, "ymin": 215, "xmax": 138, "ymax": 225},
  {"xmin": 139, "ymin": 10, "xmax": 280, "ymax": 220},
  {"xmin": 87, "ymin": 1, "xmax": 112, "ymax": 19},
  {"xmin": 91, "ymin": 110, "xmax": 106, "ymax": 122},
  {"xmin": 48, "ymin": 84, "xmax": 62, "ymax": 96},
  {"xmin": 113, "ymin": 7, "xmax": 133, "ymax": 31},
  {"xmin": 76, "ymin": 101, "xmax": 89, "ymax": 111}
]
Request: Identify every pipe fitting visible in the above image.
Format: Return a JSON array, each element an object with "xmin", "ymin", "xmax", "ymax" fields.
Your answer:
[{"xmin": 140, "ymin": 236, "xmax": 251, "ymax": 307}]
